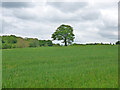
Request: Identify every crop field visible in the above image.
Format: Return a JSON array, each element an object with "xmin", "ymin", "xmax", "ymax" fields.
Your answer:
[{"xmin": 2, "ymin": 45, "xmax": 118, "ymax": 88}]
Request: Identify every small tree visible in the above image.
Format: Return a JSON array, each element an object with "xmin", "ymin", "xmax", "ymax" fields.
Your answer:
[{"xmin": 51, "ymin": 24, "xmax": 75, "ymax": 46}]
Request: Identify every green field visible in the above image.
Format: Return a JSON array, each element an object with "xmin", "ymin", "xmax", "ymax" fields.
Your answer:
[{"xmin": 2, "ymin": 45, "xmax": 118, "ymax": 88}]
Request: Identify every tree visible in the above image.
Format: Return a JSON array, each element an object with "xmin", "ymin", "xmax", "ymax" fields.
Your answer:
[
  {"xmin": 116, "ymin": 41, "xmax": 120, "ymax": 45},
  {"xmin": 46, "ymin": 40, "xmax": 53, "ymax": 46},
  {"xmin": 51, "ymin": 24, "xmax": 75, "ymax": 46},
  {"xmin": 29, "ymin": 39, "xmax": 39, "ymax": 47},
  {"xmin": 17, "ymin": 38, "xmax": 29, "ymax": 48},
  {"xmin": 2, "ymin": 35, "xmax": 17, "ymax": 44}
]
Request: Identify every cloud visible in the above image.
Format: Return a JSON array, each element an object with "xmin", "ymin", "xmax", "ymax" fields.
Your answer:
[
  {"xmin": 10, "ymin": 3, "xmax": 101, "ymax": 23},
  {"xmin": 2, "ymin": 2, "xmax": 35, "ymax": 8},
  {"xmin": 1, "ymin": 1, "xmax": 118, "ymax": 44},
  {"xmin": 47, "ymin": 2, "xmax": 88, "ymax": 13}
]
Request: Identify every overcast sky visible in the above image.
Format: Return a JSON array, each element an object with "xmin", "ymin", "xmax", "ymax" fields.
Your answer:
[{"xmin": 0, "ymin": 0, "xmax": 119, "ymax": 44}]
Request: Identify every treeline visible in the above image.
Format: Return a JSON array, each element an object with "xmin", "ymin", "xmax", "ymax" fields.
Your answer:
[
  {"xmin": 71, "ymin": 41, "xmax": 120, "ymax": 46},
  {"xmin": 0, "ymin": 35, "xmax": 56, "ymax": 49},
  {"xmin": 0, "ymin": 35, "xmax": 119, "ymax": 49}
]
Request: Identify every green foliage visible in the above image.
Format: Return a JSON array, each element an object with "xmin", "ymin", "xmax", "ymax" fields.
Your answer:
[
  {"xmin": 1, "ymin": 35, "xmax": 53, "ymax": 49},
  {"xmin": 39, "ymin": 40, "xmax": 52, "ymax": 47},
  {"xmin": 1, "ymin": 35, "xmax": 17, "ymax": 49},
  {"xmin": 2, "ymin": 35, "xmax": 17, "ymax": 44},
  {"xmin": 45, "ymin": 40, "xmax": 53, "ymax": 46},
  {"xmin": 2, "ymin": 46, "xmax": 118, "ymax": 88},
  {"xmin": 116, "ymin": 41, "xmax": 120, "ymax": 45},
  {"xmin": 16, "ymin": 38, "xmax": 29, "ymax": 48},
  {"xmin": 52, "ymin": 24, "xmax": 75, "ymax": 46},
  {"xmin": 71, "ymin": 43, "xmax": 112, "ymax": 46},
  {"xmin": 2, "ymin": 43, "xmax": 12, "ymax": 49},
  {"xmin": 39, "ymin": 40, "xmax": 45, "ymax": 46},
  {"xmin": 1, "ymin": 35, "xmax": 115, "ymax": 49},
  {"xmin": 29, "ymin": 39, "xmax": 39, "ymax": 47},
  {"xmin": 0, "ymin": 36, "xmax": 2, "ymax": 49},
  {"xmin": 12, "ymin": 44, "xmax": 17, "ymax": 48}
]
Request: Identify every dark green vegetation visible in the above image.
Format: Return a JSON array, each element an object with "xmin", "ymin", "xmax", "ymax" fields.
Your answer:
[
  {"xmin": 0, "ymin": 35, "xmax": 119, "ymax": 49},
  {"xmin": 116, "ymin": 41, "xmax": 120, "ymax": 45},
  {"xmin": 1, "ymin": 35, "xmax": 53, "ymax": 49},
  {"xmin": 2, "ymin": 45, "xmax": 118, "ymax": 88},
  {"xmin": 52, "ymin": 24, "xmax": 75, "ymax": 46}
]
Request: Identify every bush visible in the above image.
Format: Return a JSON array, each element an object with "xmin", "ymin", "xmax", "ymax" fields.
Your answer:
[{"xmin": 2, "ymin": 43, "xmax": 12, "ymax": 49}]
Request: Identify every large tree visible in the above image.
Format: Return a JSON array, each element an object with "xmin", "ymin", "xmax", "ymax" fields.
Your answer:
[{"xmin": 51, "ymin": 24, "xmax": 75, "ymax": 46}]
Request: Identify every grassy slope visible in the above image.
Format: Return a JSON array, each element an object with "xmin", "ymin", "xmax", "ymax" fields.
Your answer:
[{"xmin": 2, "ymin": 45, "xmax": 118, "ymax": 88}]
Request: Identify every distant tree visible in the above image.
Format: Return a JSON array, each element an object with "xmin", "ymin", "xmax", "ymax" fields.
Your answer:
[
  {"xmin": 39, "ymin": 40, "xmax": 53, "ymax": 47},
  {"xmin": 51, "ymin": 24, "xmax": 75, "ymax": 46},
  {"xmin": 2, "ymin": 43, "xmax": 12, "ymax": 49},
  {"xmin": 2, "ymin": 35, "xmax": 17, "ymax": 44},
  {"xmin": 116, "ymin": 41, "xmax": 120, "ymax": 45},
  {"xmin": 2, "ymin": 44, "xmax": 8, "ymax": 49},
  {"xmin": 29, "ymin": 39, "xmax": 39, "ymax": 47},
  {"xmin": 101, "ymin": 42, "xmax": 103, "ymax": 45},
  {"xmin": 17, "ymin": 38, "xmax": 29, "ymax": 48},
  {"xmin": 39, "ymin": 40, "xmax": 45, "ymax": 46},
  {"xmin": 1, "ymin": 35, "xmax": 53, "ymax": 49},
  {"xmin": 46, "ymin": 40, "xmax": 53, "ymax": 46}
]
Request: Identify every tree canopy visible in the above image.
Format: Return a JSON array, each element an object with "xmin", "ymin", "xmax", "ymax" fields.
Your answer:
[
  {"xmin": 51, "ymin": 24, "xmax": 75, "ymax": 46},
  {"xmin": 1, "ymin": 35, "xmax": 53, "ymax": 49},
  {"xmin": 116, "ymin": 41, "xmax": 120, "ymax": 45}
]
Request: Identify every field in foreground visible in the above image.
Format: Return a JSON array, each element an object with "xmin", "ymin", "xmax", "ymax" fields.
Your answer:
[{"xmin": 2, "ymin": 45, "xmax": 118, "ymax": 88}]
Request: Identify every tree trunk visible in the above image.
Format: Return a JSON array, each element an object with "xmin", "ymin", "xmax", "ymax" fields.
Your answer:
[{"xmin": 64, "ymin": 38, "xmax": 67, "ymax": 46}]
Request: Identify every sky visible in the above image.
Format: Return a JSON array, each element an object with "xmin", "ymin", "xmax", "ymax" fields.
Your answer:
[{"xmin": 0, "ymin": 0, "xmax": 119, "ymax": 44}]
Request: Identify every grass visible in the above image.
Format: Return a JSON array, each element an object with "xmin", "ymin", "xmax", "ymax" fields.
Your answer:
[{"xmin": 2, "ymin": 45, "xmax": 118, "ymax": 88}]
